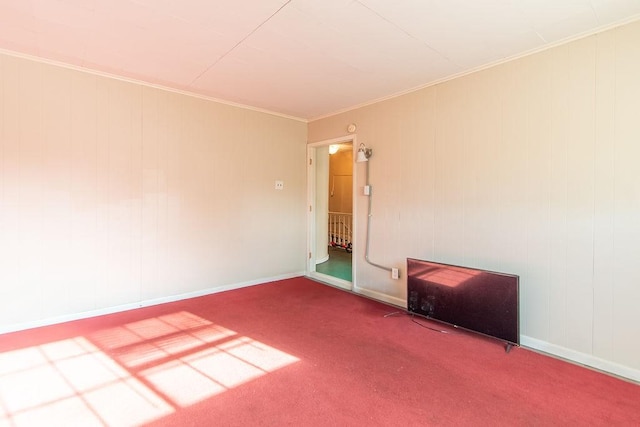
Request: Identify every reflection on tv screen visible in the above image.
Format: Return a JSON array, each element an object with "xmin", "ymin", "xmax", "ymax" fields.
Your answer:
[{"xmin": 407, "ymin": 258, "xmax": 519, "ymax": 345}]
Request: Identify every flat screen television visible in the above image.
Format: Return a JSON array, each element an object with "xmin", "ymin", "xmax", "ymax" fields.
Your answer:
[{"xmin": 407, "ymin": 258, "xmax": 519, "ymax": 349}]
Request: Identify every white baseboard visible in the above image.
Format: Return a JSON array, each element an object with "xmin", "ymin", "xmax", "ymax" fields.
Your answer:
[
  {"xmin": 5, "ymin": 273, "xmax": 637, "ymax": 385},
  {"xmin": 349, "ymin": 287, "xmax": 640, "ymax": 384},
  {"xmin": 353, "ymin": 285, "xmax": 406, "ymax": 308},
  {"xmin": 345, "ymin": 286, "xmax": 640, "ymax": 384},
  {"xmin": 0, "ymin": 271, "xmax": 305, "ymax": 336},
  {"xmin": 521, "ymin": 335, "xmax": 640, "ymax": 383}
]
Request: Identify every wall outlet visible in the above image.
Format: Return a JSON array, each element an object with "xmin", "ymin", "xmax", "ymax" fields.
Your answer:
[
  {"xmin": 391, "ymin": 268, "xmax": 399, "ymax": 280},
  {"xmin": 275, "ymin": 180, "xmax": 284, "ymax": 190}
]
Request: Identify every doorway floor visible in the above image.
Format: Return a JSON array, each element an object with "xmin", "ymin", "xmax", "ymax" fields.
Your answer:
[{"xmin": 316, "ymin": 246, "xmax": 352, "ymax": 282}]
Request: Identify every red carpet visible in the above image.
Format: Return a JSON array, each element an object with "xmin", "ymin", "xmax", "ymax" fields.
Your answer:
[{"xmin": 1, "ymin": 277, "xmax": 639, "ymax": 426}]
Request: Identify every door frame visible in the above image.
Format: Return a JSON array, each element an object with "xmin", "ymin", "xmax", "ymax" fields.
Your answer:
[{"xmin": 306, "ymin": 135, "xmax": 357, "ymax": 290}]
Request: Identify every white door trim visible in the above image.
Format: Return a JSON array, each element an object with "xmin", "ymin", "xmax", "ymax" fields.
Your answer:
[{"xmin": 306, "ymin": 135, "xmax": 357, "ymax": 290}]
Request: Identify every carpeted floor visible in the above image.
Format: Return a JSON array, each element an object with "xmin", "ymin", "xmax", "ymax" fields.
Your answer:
[{"xmin": 1, "ymin": 277, "xmax": 639, "ymax": 426}]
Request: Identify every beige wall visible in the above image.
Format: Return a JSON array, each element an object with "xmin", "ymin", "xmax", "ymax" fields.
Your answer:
[
  {"xmin": 0, "ymin": 53, "xmax": 307, "ymax": 330},
  {"xmin": 309, "ymin": 21, "xmax": 640, "ymax": 380}
]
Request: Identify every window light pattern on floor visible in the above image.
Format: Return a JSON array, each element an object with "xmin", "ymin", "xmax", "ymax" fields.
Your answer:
[{"xmin": 0, "ymin": 311, "xmax": 299, "ymax": 426}]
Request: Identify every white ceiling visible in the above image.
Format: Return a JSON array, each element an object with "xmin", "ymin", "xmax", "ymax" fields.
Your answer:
[{"xmin": 0, "ymin": 0, "xmax": 639, "ymax": 120}]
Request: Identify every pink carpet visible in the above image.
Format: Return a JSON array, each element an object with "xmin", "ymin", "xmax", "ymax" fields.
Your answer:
[{"xmin": 1, "ymin": 277, "xmax": 639, "ymax": 426}]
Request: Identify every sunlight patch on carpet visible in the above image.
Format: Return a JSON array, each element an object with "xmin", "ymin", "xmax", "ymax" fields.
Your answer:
[
  {"xmin": 0, "ymin": 312, "xmax": 299, "ymax": 426},
  {"xmin": 0, "ymin": 336, "xmax": 172, "ymax": 426}
]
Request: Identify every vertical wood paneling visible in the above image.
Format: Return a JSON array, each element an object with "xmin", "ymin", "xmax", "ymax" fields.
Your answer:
[
  {"xmin": 93, "ymin": 78, "xmax": 110, "ymax": 310},
  {"xmin": 612, "ymin": 22, "xmax": 640, "ymax": 368},
  {"xmin": 141, "ymin": 87, "xmax": 160, "ymax": 300},
  {"xmin": 16, "ymin": 57, "xmax": 45, "ymax": 322},
  {"xmin": 468, "ymin": 70, "xmax": 502, "ymax": 271},
  {"xmin": 564, "ymin": 37, "xmax": 596, "ymax": 354},
  {"xmin": 547, "ymin": 45, "xmax": 570, "ymax": 347},
  {"xmin": 498, "ymin": 58, "xmax": 531, "ymax": 334},
  {"xmin": 433, "ymin": 81, "xmax": 467, "ymax": 266},
  {"xmin": 522, "ymin": 52, "xmax": 553, "ymax": 341},
  {"xmin": 0, "ymin": 48, "xmax": 307, "ymax": 332},
  {"xmin": 240, "ymin": 111, "xmax": 279, "ymax": 279},
  {"xmin": 178, "ymin": 97, "xmax": 213, "ymax": 292},
  {"xmin": 308, "ymin": 19, "xmax": 640, "ymax": 376},
  {"xmin": 3, "ymin": 59, "xmax": 24, "ymax": 315},
  {"xmin": 153, "ymin": 91, "xmax": 173, "ymax": 298},
  {"xmin": 131, "ymin": 85, "xmax": 144, "ymax": 303},
  {"xmin": 176, "ymin": 95, "xmax": 195, "ymax": 287},
  {"xmin": 0, "ymin": 56, "xmax": 10, "ymax": 323},
  {"xmin": 362, "ymin": 98, "xmax": 405, "ymax": 278},
  {"xmin": 40, "ymin": 64, "xmax": 72, "ymax": 318},
  {"xmin": 398, "ymin": 88, "xmax": 436, "ymax": 262},
  {"xmin": 105, "ymin": 80, "xmax": 142, "ymax": 306},
  {"xmin": 165, "ymin": 95, "xmax": 184, "ymax": 288},
  {"xmin": 0, "ymin": 57, "xmax": 3, "ymax": 305},
  {"xmin": 592, "ymin": 29, "xmax": 616, "ymax": 361},
  {"xmin": 206, "ymin": 102, "xmax": 243, "ymax": 283},
  {"xmin": 69, "ymin": 71, "xmax": 100, "ymax": 312}
]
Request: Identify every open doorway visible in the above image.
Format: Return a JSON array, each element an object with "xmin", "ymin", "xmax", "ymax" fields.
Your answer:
[
  {"xmin": 317, "ymin": 143, "xmax": 352, "ymax": 281},
  {"xmin": 307, "ymin": 138, "xmax": 355, "ymax": 290}
]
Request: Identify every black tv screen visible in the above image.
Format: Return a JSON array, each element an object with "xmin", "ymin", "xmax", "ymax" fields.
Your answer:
[{"xmin": 407, "ymin": 258, "xmax": 519, "ymax": 346}]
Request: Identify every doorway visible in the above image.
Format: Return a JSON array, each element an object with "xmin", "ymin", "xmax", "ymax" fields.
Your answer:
[{"xmin": 307, "ymin": 137, "xmax": 355, "ymax": 290}]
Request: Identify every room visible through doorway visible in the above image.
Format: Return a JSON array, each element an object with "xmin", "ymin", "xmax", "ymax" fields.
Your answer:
[
  {"xmin": 307, "ymin": 140, "xmax": 354, "ymax": 288},
  {"xmin": 316, "ymin": 142, "xmax": 352, "ymax": 282}
]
